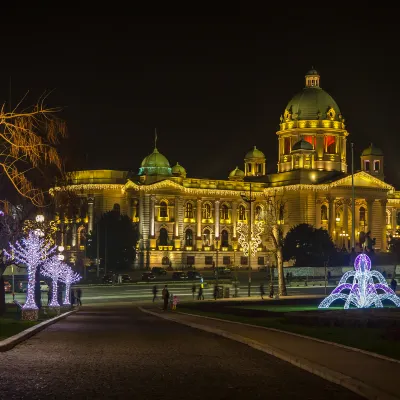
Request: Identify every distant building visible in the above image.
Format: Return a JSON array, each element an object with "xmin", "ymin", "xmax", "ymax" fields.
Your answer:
[{"xmin": 51, "ymin": 70, "xmax": 400, "ymax": 270}]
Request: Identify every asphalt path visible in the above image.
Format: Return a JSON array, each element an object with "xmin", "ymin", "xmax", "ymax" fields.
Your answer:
[
  {"xmin": 0, "ymin": 306, "xmax": 361, "ymax": 399},
  {"xmin": 6, "ymin": 283, "xmax": 336, "ymax": 305}
]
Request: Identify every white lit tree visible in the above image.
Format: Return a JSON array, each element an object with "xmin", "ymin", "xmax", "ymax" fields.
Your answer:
[
  {"xmin": 5, "ymin": 231, "xmax": 56, "ymax": 318},
  {"xmin": 59, "ymin": 264, "xmax": 81, "ymax": 305},
  {"xmin": 41, "ymin": 255, "xmax": 64, "ymax": 307}
]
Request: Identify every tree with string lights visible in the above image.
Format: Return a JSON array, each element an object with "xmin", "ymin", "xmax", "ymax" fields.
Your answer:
[
  {"xmin": 41, "ymin": 255, "xmax": 65, "ymax": 307},
  {"xmin": 5, "ymin": 231, "xmax": 56, "ymax": 319},
  {"xmin": 59, "ymin": 265, "xmax": 81, "ymax": 306}
]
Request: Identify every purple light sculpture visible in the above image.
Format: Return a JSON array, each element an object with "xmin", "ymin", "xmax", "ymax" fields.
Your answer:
[{"xmin": 319, "ymin": 253, "xmax": 400, "ymax": 309}]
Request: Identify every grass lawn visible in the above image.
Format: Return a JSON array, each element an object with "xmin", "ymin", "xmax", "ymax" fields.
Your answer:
[
  {"xmin": 178, "ymin": 305, "xmax": 400, "ymax": 360},
  {"xmin": 0, "ymin": 306, "xmax": 38, "ymax": 340}
]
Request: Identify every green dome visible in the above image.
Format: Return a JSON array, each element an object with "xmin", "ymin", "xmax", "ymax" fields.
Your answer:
[
  {"xmin": 245, "ymin": 146, "xmax": 265, "ymax": 159},
  {"xmin": 292, "ymin": 139, "xmax": 314, "ymax": 151},
  {"xmin": 229, "ymin": 166, "xmax": 245, "ymax": 181},
  {"xmin": 306, "ymin": 68, "xmax": 319, "ymax": 76},
  {"xmin": 285, "ymin": 87, "xmax": 341, "ymax": 121},
  {"xmin": 171, "ymin": 162, "xmax": 186, "ymax": 176},
  {"xmin": 138, "ymin": 148, "xmax": 172, "ymax": 176},
  {"xmin": 361, "ymin": 143, "xmax": 383, "ymax": 156}
]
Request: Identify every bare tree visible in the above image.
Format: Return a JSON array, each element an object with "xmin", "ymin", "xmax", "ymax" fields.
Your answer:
[
  {"xmin": 263, "ymin": 191, "xmax": 288, "ymax": 296},
  {"xmin": 0, "ymin": 93, "xmax": 67, "ymax": 206}
]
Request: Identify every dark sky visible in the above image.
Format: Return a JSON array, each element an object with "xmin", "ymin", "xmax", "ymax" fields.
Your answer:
[{"xmin": 3, "ymin": 10, "xmax": 400, "ymax": 187}]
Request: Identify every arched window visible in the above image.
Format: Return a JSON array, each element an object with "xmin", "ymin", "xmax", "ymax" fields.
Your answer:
[
  {"xmin": 239, "ymin": 205, "xmax": 246, "ymax": 221},
  {"xmin": 162, "ymin": 256, "xmax": 169, "ymax": 265},
  {"xmin": 221, "ymin": 230, "xmax": 229, "ymax": 247},
  {"xmin": 203, "ymin": 203, "xmax": 211, "ymax": 219},
  {"xmin": 77, "ymin": 226, "xmax": 86, "ymax": 247},
  {"xmin": 255, "ymin": 205, "xmax": 262, "ymax": 220},
  {"xmin": 203, "ymin": 229, "xmax": 211, "ymax": 246},
  {"xmin": 185, "ymin": 229, "xmax": 193, "ymax": 247},
  {"xmin": 159, "ymin": 228, "xmax": 168, "ymax": 246},
  {"xmin": 321, "ymin": 205, "xmax": 328, "ymax": 221},
  {"xmin": 113, "ymin": 203, "xmax": 120, "ymax": 214},
  {"xmin": 185, "ymin": 202, "xmax": 193, "ymax": 219},
  {"xmin": 359, "ymin": 207, "xmax": 366, "ymax": 222},
  {"xmin": 221, "ymin": 204, "xmax": 229, "ymax": 220},
  {"xmin": 160, "ymin": 201, "xmax": 168, "ymax": 218}
]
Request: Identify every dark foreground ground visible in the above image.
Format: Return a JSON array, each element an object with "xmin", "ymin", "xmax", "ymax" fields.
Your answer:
[{"xmin": 0, "ymin": 306, "xmax": 361, "ymax": 399}]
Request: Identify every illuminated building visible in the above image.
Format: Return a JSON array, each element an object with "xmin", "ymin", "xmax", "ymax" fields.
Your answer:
[{"xmin": 51, "ymin": 69, "xmax": 400, "ymax": 269}]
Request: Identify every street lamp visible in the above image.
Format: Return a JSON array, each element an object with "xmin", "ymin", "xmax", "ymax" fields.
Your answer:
[
  {"xmin": 35, "ymin": 214, "xmax": 45, "ymax": 223},
  {"xmin": 240, "ymin": 182, "xmax": 257, "ymax": 297}
]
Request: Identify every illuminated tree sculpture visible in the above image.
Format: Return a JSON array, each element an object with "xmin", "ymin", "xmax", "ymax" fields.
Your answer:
[
  {"xmin": 319, "ymin": 253, "xmax": 400, "ymax": 309},
  {"xmin": 59, "ymin": 265, "xmax": 81, "ymax": 305},
  {"xmin": 5, "ymin": 231, "xmax": 56, "ymax": 318},
  {"xmin": 41, "ymin": 255, "xmax": 64, "ymax": 307}
]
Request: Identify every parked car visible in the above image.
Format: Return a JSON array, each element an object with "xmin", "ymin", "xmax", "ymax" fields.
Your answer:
[
  {"xmin": 187, "ymin": 271, "xmax": 202, "ymax": 280},
  {"xmin": 151, "ymin": 267, "xmax": 167, "ymax": 275},
  {"xmin": 17, "ymin": 280, "xmax": 28, "ymax": 293},
  {"xmin": 40, "ymin": 280, "xmax": 49, "ymax": 292},
  {"xmin": 4, "ymin": 280, "xmax": 12, "ymax": 293},
  {"xmin": 216, "ymin": 267, "xmax": 231, "ymax": 275},
  {"xmin": 102, "ymin": 275, "xmax": 114, "ymax": 284},
  {"xmin": 120, "ymin": 274, "xmax": 132, "ymax": 283},
  {"xmin": 172, "ymin": 271, "xmax": 188, "ymax": 280},
  {"xmin": 141, "ymin": 272, "xmax": 156, "ymax": 281}
]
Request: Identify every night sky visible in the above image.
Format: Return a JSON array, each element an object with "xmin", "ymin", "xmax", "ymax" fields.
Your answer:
[{"xmin": 2, "ymin": 10, "xmax": 400, "ymax": 188}]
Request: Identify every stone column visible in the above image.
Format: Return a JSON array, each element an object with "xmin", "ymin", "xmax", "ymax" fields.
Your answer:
[
  {"xmin": 87, "ymin": 196, "xmax": 94, "ymax": 234},
  {"xmin": 150, "ymin": 196, "xmax": 155, "ymax": 238},
  {"xmin": 367, "ymin": 198, "xmax": 374, "ymax": 233},
  {"xmin": 381, "ymin": 199, "xmax": 388, "ymax": 251},
  {"xmin": 328, "ymin": 196, "xmax": 335, "ymax": 237},
  {"xmin": 174, "ymin": 196, "xmax": 180, "ymax": 237},
  {"xmin": 196, "ymin": 198, "xmax": 202, "ymax": 237},
  {"xmin": 391, "ymin": 207, "xmax": 397, "ymax": 233},
  {"xmin": 214, "ymin": 200, "xmax": 220, "ymax": 239},
  {"xmin": 232, "ymin": 201, "xmax": 238, "ymax": 238},
  {"xmin": 72, "ymin": 223, "xmax": 77, "ymax": 248}
]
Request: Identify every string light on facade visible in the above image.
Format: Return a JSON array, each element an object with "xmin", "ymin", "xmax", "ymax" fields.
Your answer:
[
  {"xmin": 41, "ymin": 255, "xmax": 64, "ymax": 307},
  {"xmin": 59, "ymin": 265, "xmax": 82, "ymax": 305},
  {"xmin": 237, "ymin": 220, "xmax": 264, "ymax": 257},
  {"xmin": 5, "ymin": 231, "xmax": 56, "ymax": 311},
  {"xmin": 319, "ymin": 253, "xmax": 400, "ymax": 309}
]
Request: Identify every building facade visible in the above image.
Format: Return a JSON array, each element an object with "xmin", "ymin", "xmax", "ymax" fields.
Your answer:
[{"xmin": 51, "ymin": 70, "xmax": 400, "ymax": 270}]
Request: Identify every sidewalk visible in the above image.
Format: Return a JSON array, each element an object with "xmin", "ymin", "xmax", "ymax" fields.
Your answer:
[{"xmin": 141, "ymin": 306, "xmax": 400, "ymax": 400}]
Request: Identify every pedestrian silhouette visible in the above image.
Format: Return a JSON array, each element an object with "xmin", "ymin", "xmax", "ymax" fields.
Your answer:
[
  {"xmin": 198, "ymin": 286, "xmax": 204, "ymax": 300},
  {"xmin": 191, "ymin": 283, "xmax": 196, "ymax": 300},
  {"xmin": 269, "ymin": 284, "xmax": 274, "ymax": 299},
  {"xmin": 260, "ymin": 283, "xmax": 265, "ymax": 300},
  {"xmin": 162, "ymin": 285, "xmax": 170, "ymax": 311},
  {"xmin": 76, "ymin": 288, "xmax": 82, "ymax": 306},
  {"xmin": 152, "ymin": 285, "xmax": 158, "ymax": 302},
  {"xmin": 71, "ymin": 289, "xmax": 76, "ymax": 307},
  {"xmin": 213, "ymin": 285, "xmax": 219, "ymax": 300}
]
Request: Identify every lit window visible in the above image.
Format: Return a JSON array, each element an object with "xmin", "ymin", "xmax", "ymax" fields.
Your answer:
[
  {"xmin": 359, "ymin": 207, "xmax": 366, "ymax": 222},
  {"xmin": 365, "ymin": 160, "xmax": 370, "ymax": 171},
  {"xmin": 203, "ymin": 229, "xmax": 211, "ymax": 246},
  {"xmin": 239, "ymin": 205, "xmax": 246, "ymax": 221},
  {"xmin": 203, "ymin": 203, "xmax": 211, "ymax": 219},
  {"xmin": 185, "ymin": 229, "xmax": 193, "ymax": 247},
  {"xmin": 255, "ymin": 205, "xmax": 262, "ymax": 220},
  {"xmin": 185, "ymin": 202, "xmax": 193, "ymax": 219},
  {"xmin": 324, "ymin": 136, "xmax": 336, "ymax": 153},
  {"xmin": 257, "ymin": 164, "xmax": 263, "ymax": 174},
  {"xmin": 160, "ymin": 201, "xmax": 168, "ymax": 218},
  {"xmin": 374, "ymin": 160, "xmax": 380, "ymax": 172},
  {"xmin": 221, "ymin": 204, "xmax": 229, "ymax": 220},
  {"xmin": 321, "ymin": 205, "xmax": 328, "ymax": 221},
  {"xmin": 221, "ymin": 230, "xmax": 229, "ymax": 247}
]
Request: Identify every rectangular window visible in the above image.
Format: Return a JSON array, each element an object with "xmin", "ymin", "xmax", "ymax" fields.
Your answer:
[
  {"xmin": 205, "ymin": 256, "xmax": 213, "ymax": 265},
  {"xmin": 374, "ymin": 160, "xmax": 380, "ymax": 172},
  {"xmin": 186, "ymin": 256, "xmax": 195, "ymax": 265},
  {"xmin": 365, "ymin": 160, "xmax": 370, "ymax": 171},
  {"xmin": 258, "ymin": 256, "xmax": 265, "ymax": 266},
  {"xmin": 284, "ymin": 137, "xmax": 291, "ymax": 154},
  {"xmin": 223, "ymin": 256, "xmax": 231, "ymax": 265},
  {"xmin": 240, "ymin": 256, "xmax": 248, "ymax": 265},
  {"xmin": 324, "ymin": 136, "xmax": 336, "ymax": 153}
]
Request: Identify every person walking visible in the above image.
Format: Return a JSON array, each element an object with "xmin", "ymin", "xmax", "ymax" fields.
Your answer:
[
  {"xmin": 213, "ymin": 284, "xmax": 219, "ymax": 300},
  {"xmin": 71, "ymin": 288, "xmax": 76, "ymax": 307},
  {"xmin": 191, "ymin": 283, "xmax": 196, "ymax": 300},
  {"xmin": 269, "ymin": 284, "xmax": 274, "ymax": 299},
  {"xmin": 197, "ymin": 286, "xmax": 204, "ymax": 300},
  {"xmin": 391, "ymin": 278, "xmax": 398, "ymax": 293},
  {"xmin": 259, "ymin": 283, "xmax": 265, "ymax": 300},
  {"xmin": 76, "ymin": 287, "xmax": 82, "ymax": 306},
  {"xmin": 152, "ymin": 285, "xmax": 158, "ymax": 302},
  {"xmin": 162, "ymin": 285, "xmax": 170, "ymax": 311},
  {"xmin": 172, "ymin": 295, "xmax": 179, "ymax": 310}
]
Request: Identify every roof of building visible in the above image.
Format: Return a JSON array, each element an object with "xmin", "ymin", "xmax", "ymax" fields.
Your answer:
[
  {"xmin": 244, "ymin": 146, "xmax": 265, "ymax": 160},
  {"xmin": 292, "ymin": 139, "xmax": 314, "ymax": 151},
  {"xmin": 141, "ymin": 148, "xmax": 170, "ymax": 168},
  {"xmin": 172, "ymin": 162, "xmax": 186, "ymax": 175},
  {"xmin": 229, "ymin": 166, "xmax": 245, "ymax": 179},
  {"xmin": 306, "ymin": 68, "xmax": 319, "ymax": 76},
  {"xmin": 361, "ymin": 143, "xmax": 384, "ymax": 156}
]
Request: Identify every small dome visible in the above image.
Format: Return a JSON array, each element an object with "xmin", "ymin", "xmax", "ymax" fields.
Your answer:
[
  {"xmin": 245, "ymin": 146, "xmax": 265, "ymax": 160},
  {"xmin": 306, "ymin": 68, "xmax": 319, "ymax": 76},
  {"xmin": 361, "ymin": 143, "xmax": 383, "ymax": 157},
  {"xmin": 171, "ymin": 162, "xmax": 186, "ymax": 177},
  {"xmin": 138, "ymin": 148, "xmax": 172, "ymax": 176},
  {"xmin": 229, "ymin": 166, "xmax": 245, "ymax": 181},
  {"xmin": 292, "ymin": 139, "xmax": 314, "ymax": 151}
]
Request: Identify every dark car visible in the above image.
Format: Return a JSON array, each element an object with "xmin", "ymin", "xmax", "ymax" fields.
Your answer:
[
  {"xmin": 141, "ymin": 272, "xmax": 156, "ymax": 281},
  {"xmin": 4, "ymin": 281, "xmax": 12, "ymax": 293},
  {"xmin": 102, "ymin": 275, "xmax": 113, "ymax": 284},
  {"xmin": 151, "ymin": 267, "xmax": 167, "ymax": 275},
  {"xmin": 187, "ymin": 271, "xmax": 202, "ymax": 280},
  {"xmin": 120, "ymin": 274, "xmax": 132, "ymax": 283},
  {"xmin": 172, "ymin": 272, "xmax": 188, "ymax": 280}
]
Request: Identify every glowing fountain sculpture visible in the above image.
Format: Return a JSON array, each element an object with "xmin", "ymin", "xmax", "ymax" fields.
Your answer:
[
  {"xmin": 5, "ymin": 231, "xmax": 56, "ymax": 320},
  {"xmin": 319, "ymin": 253, "xmax": 400, "ymax": 309},
  {"xmin": 59, "ymin": 264, "xmax": 82, "ymax": 306}
]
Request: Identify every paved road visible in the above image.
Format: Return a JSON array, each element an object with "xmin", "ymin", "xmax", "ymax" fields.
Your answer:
[
  {"xmin": 5, "ymin": 284, "xmax": 336, "ymax": 305},
  {"xmin": 0, "ymin": 306, "xmax": 361, "ymax": 399},
  {"xmin": 6, "ymin": 283, "xmax": 336, "ymax": 305}
]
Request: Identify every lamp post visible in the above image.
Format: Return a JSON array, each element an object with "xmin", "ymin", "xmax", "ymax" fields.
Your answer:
[{"xmin": 240, "ymin": 182, "xmax": 256, "ymax": 297}]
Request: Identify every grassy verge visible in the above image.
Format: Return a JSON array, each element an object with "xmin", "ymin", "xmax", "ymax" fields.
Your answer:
[{"xmin": 177, "ymin": 306, "xmax": 400, "ymax": 361}]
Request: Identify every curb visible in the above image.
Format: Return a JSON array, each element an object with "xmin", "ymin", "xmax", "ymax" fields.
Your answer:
[
  {"xmin": 139, "ymin": 307, "xmax": 397, "ymax": 400},
  {"xmin": 0, "ymin": 310, "xmax": 77, "ymax": 352}
]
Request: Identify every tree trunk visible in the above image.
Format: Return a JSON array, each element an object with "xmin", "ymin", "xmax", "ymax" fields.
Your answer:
[
  {"xmin": 0, "ymin": 274, "xmax": 5, "ymax": 315},
  {"xmin": 276, "ymin": 247, "xmax": 287, "ymax": 296}
]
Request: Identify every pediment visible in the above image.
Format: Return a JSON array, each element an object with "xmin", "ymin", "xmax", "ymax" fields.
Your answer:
[{"xmin": 330, "ymin": 171, "xmax": 393, "ymax": 190}]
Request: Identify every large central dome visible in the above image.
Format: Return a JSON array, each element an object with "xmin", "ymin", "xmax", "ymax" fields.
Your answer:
[{"xmin": 284, "ymin": 69, "xmax": 341, "ymax": 121}]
